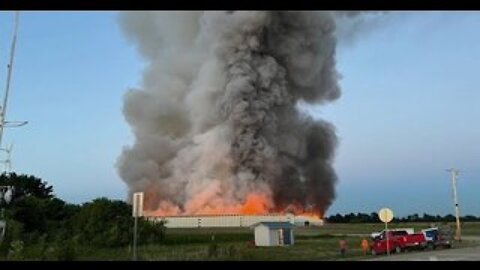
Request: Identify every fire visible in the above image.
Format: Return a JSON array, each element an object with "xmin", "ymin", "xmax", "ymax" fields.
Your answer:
[
  {"xmin": 240, "ymin": 193, "xmax": 270, "ymax": 215},
  {"xmin": 143, "ymin": 191, "xmax": 323, "ymax": 218},
  {"xmin": 296, "ymin": 213, "xmax": 322, "ymax": 220}
]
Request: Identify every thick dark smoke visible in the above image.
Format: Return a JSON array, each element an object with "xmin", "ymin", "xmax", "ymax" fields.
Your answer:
[{"xmin": 117, "ymin": 11, "xmax": 359, "ymax": 216}]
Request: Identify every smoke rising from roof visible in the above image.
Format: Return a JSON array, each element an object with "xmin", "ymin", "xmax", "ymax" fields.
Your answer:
[{"xmin": 117, "ymin": 11, "xmax": 364, "ymax": 216}]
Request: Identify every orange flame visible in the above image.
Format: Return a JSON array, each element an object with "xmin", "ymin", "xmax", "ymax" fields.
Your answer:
[
  {"xmin": 143, "ymin": 191, "xmax": 323, "ymax": 218},
  {"xmin": 240, "ymin": 193, "xmax": 270, "ymax": 215}
]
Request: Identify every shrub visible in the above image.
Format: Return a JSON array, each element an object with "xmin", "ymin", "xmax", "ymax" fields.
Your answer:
[
  {"xmin": 8, "ymin": 240, "xmax": 24, "ymax": 260},
  {"xmin": 207, "ymin": 243, "xmax": 218, "ymax": 258}
]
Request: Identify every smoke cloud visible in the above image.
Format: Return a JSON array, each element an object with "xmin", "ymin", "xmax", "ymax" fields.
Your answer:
[{"xmin": 117, "ymin": 11, "xmax": 358, "ymax": 216}]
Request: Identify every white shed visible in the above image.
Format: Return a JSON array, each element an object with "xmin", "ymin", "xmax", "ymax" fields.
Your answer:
[{"xmin": 251, "ymin": 222, "xmax": 295, "ymax": 247}]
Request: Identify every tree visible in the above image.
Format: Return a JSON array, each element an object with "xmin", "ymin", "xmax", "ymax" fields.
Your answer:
[
  {"xmin": 72, "ymin": 198, "xmax": 132, "ymax": 247},
  {"xmin": 1, "ymin": 172, "xmax": 80, "ymax": 246},
  {"xmin": 0, "ymin": 173, "xmax": 54, "ymax": 200},
  {"xmin": 5, "ymin": 193, "xmax": 79, "ymax": 237},
  {"xmin": 138, "ymin": 219, "xmax": 166, "ymax": 244},
  {"xmin": 423, "ymin": 213, "xmax": 435, "ymax": 222},
  {"xmin": 325, "ymin": 212, "xmax": 480, "ymax": 224},
  {"xmin": 464, "ymin": 215, "xmax": 479, "ymax": 222},
  {"xmin": 71, "ymin": 198, "xmax": 165, "ymax": 248},
  {"xmin": 370, "ymin": 212, "xmax": 379, "ymax": 223},
  {"xmin": 444, "ymin": 214, "xmax": 456, "ymax": 222},
  {"xmin": 8, "ymin": 196, "xmax": 48, "ymax": 233}
]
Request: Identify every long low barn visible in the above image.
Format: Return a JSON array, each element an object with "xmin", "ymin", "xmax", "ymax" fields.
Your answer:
[{"xmin": 146, "ymin": 214, "xmax": 324, "ymax": 228}]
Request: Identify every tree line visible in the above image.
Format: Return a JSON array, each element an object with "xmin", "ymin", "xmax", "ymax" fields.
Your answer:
[
  {"xmin": 326, "ymin": 212, "xmax": 480, "ymax": 223},
  {"xmin": 0, "ymin": 173, "xmax": 165, "ymax": 260}
]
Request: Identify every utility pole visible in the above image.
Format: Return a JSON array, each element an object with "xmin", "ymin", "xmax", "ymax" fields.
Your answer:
[
  {"xmin": 0, "ymin": 11, "xmax": 27, "ymax": 168},
  {"xmin": 0, "ymin": 143, "xmax": 14, "ymax": 173},
  {"xmin": 0, "ymin": 185, "xmax": 14, "ymax": 242},
  {"xmin": 446, "ymin": 168, "xmax": 461, "ymax": 241},
  {"xmin": 0, "ymin": 11, "xmax": 20, "ymax": 148}
]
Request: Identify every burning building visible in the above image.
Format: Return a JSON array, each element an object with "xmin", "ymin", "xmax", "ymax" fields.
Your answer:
[
  {"xmin": 147, "ymin": 213, "xmax": 323, "ymax": 229},
  {"xmin": 117, "ymin": 11, "xmax": 355, "ymax": 223}
]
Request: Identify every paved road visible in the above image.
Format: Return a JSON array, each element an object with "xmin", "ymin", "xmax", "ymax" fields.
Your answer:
[
  {"xmin": 365, "ymin": 238, "xmax": 480, "ymax": 261},
  {"xmin": 366, "ymin": 245, "xmax": 480, "ymax": 261},
  {"xmin": 365, "ymin": 236, "xmax": 480, "ymax": 261}
]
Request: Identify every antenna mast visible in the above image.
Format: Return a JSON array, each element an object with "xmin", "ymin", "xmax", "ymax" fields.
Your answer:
[
  {"xmin": 0, "ymin": 11, "xmax": 20, "ymax": 148},
  {"xmin": 0, "ymin": 12, "xmax": 27, "ymax": 172},
  {"xmin": 0, "ymin": 143, "xmax": 13, "ymax": 173}
]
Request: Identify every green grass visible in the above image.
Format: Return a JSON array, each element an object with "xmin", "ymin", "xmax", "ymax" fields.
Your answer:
[
  {"xmin": 460, "ymin": 222, "xmax": 480, "ymax": 236},
  {"xmin": 71, "ymin": 234, "xmax": 367, "ymax": 261},
  {"xmin": 3, "ymin": 222, "xmax": 479, "ymax": 261},
  {"xmin": 76, "ymin": 222, "xmax": 480, "ymax": 261}
]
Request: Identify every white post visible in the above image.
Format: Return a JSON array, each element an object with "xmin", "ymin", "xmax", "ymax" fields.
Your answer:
[
  {"xmin": 448, "ymin": 169, "xmax": 462, "ymax": 241},
  {"xmin": 385, "ymin": 222, "xmax": 390, "ymax": 256},
  {"xmin": 378, "ymin": 208, "xmax": 393, "ymax": 256},
  {"xmin": 132, "ymin": 192, "xmax": 144, "ymax": 261},
  {"xmin": 133, "ymin": 215, "xmax": 138, "ymax": 261}
]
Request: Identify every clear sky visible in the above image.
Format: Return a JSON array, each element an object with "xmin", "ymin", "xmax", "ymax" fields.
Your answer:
[{"xmin": 0, "ymin": 11, "xmax": 478, "ymax": 217}]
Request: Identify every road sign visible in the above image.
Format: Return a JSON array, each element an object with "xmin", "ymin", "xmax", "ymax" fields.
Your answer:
[
  {"xmin": 378, "ymin": 207, "xmax": 394, "ymax": 256},
  {"xmin": 132, "ymin": 192, "xmax": 144, "ymax": 261},
  {"xmin": 378, "ymin": 208, "xmax": 394, "ymax": 223},
  {"xmin": 132, "ymin": 192, "xmax": 144, "ymax": 217}
]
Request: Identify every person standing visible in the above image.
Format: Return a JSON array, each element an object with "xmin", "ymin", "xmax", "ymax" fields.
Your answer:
[
  {"xmin": 339, "ymin": 239, "xmax": 348, "ymax": 257},
  {"xmin": 361, "ymin": 239, "xmax": 370, "ymax": 255}
]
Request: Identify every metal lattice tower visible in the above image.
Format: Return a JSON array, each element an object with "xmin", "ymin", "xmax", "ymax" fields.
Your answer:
[
  {"xmin": 0, "ymin": 143, "xmax": 13, "ymax": 173},
  {"xmin": 0, "ymin": 11, "xmax": 27, "ymax": 171}
]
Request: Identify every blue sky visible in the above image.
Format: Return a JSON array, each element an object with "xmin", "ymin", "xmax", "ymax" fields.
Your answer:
[{"xmin": 0, "ymin": 11, "xmax": 478, "ymax": 216}]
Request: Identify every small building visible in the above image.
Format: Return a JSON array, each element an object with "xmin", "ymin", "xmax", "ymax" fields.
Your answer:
[{"xmin": 251, "ymin": 222, "xmax": 295, "ymax": 247}]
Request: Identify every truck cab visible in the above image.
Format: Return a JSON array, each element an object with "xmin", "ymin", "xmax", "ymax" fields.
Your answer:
[
  {"xmin": 371, "ymin": 229, "xmax": 427, "ymax": 255},
  {"xmin": 422, "ymin": 227, "xmax": 453, "ymax": 249}
]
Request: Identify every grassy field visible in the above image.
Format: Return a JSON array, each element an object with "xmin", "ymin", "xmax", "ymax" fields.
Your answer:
[
  {"xmin": 70, "ymin": 233, "xmax": 368, "ymax": 261},
  {"xmin": 6, "ymin": 222, "xmax": 480, "ymax": 260},
  {"xmin": 72, "ymin": 222, "xmax": 480, "ymax": 261}
]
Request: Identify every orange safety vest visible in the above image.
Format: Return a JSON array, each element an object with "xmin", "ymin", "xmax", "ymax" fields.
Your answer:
[{"xmin": 361, "ymin": 239, "xmax": 369, "ymax": 250}]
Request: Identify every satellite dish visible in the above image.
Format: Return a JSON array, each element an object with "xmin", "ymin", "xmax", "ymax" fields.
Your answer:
[{"xmin": 378, "ymin": 208, "xmax": 394, "ymax": 223}]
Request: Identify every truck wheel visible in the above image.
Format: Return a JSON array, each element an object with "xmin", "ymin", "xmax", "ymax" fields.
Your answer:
[
  {"xmin": 427, "ymin": 243, "xmax": 434, "ymax": 250},
  {"xmin": 395, "ymin": 246, "xmax": 402, "ymax": 253}
]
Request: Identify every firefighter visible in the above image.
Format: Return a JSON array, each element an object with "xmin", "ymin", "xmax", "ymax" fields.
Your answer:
[
  {"xmin": 361, "ymin": 238, "xmax": 370, "ymax": 255},
  {"xmin": 339, "ymin": 239, "xmax": 348, "ymax": 256}
]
